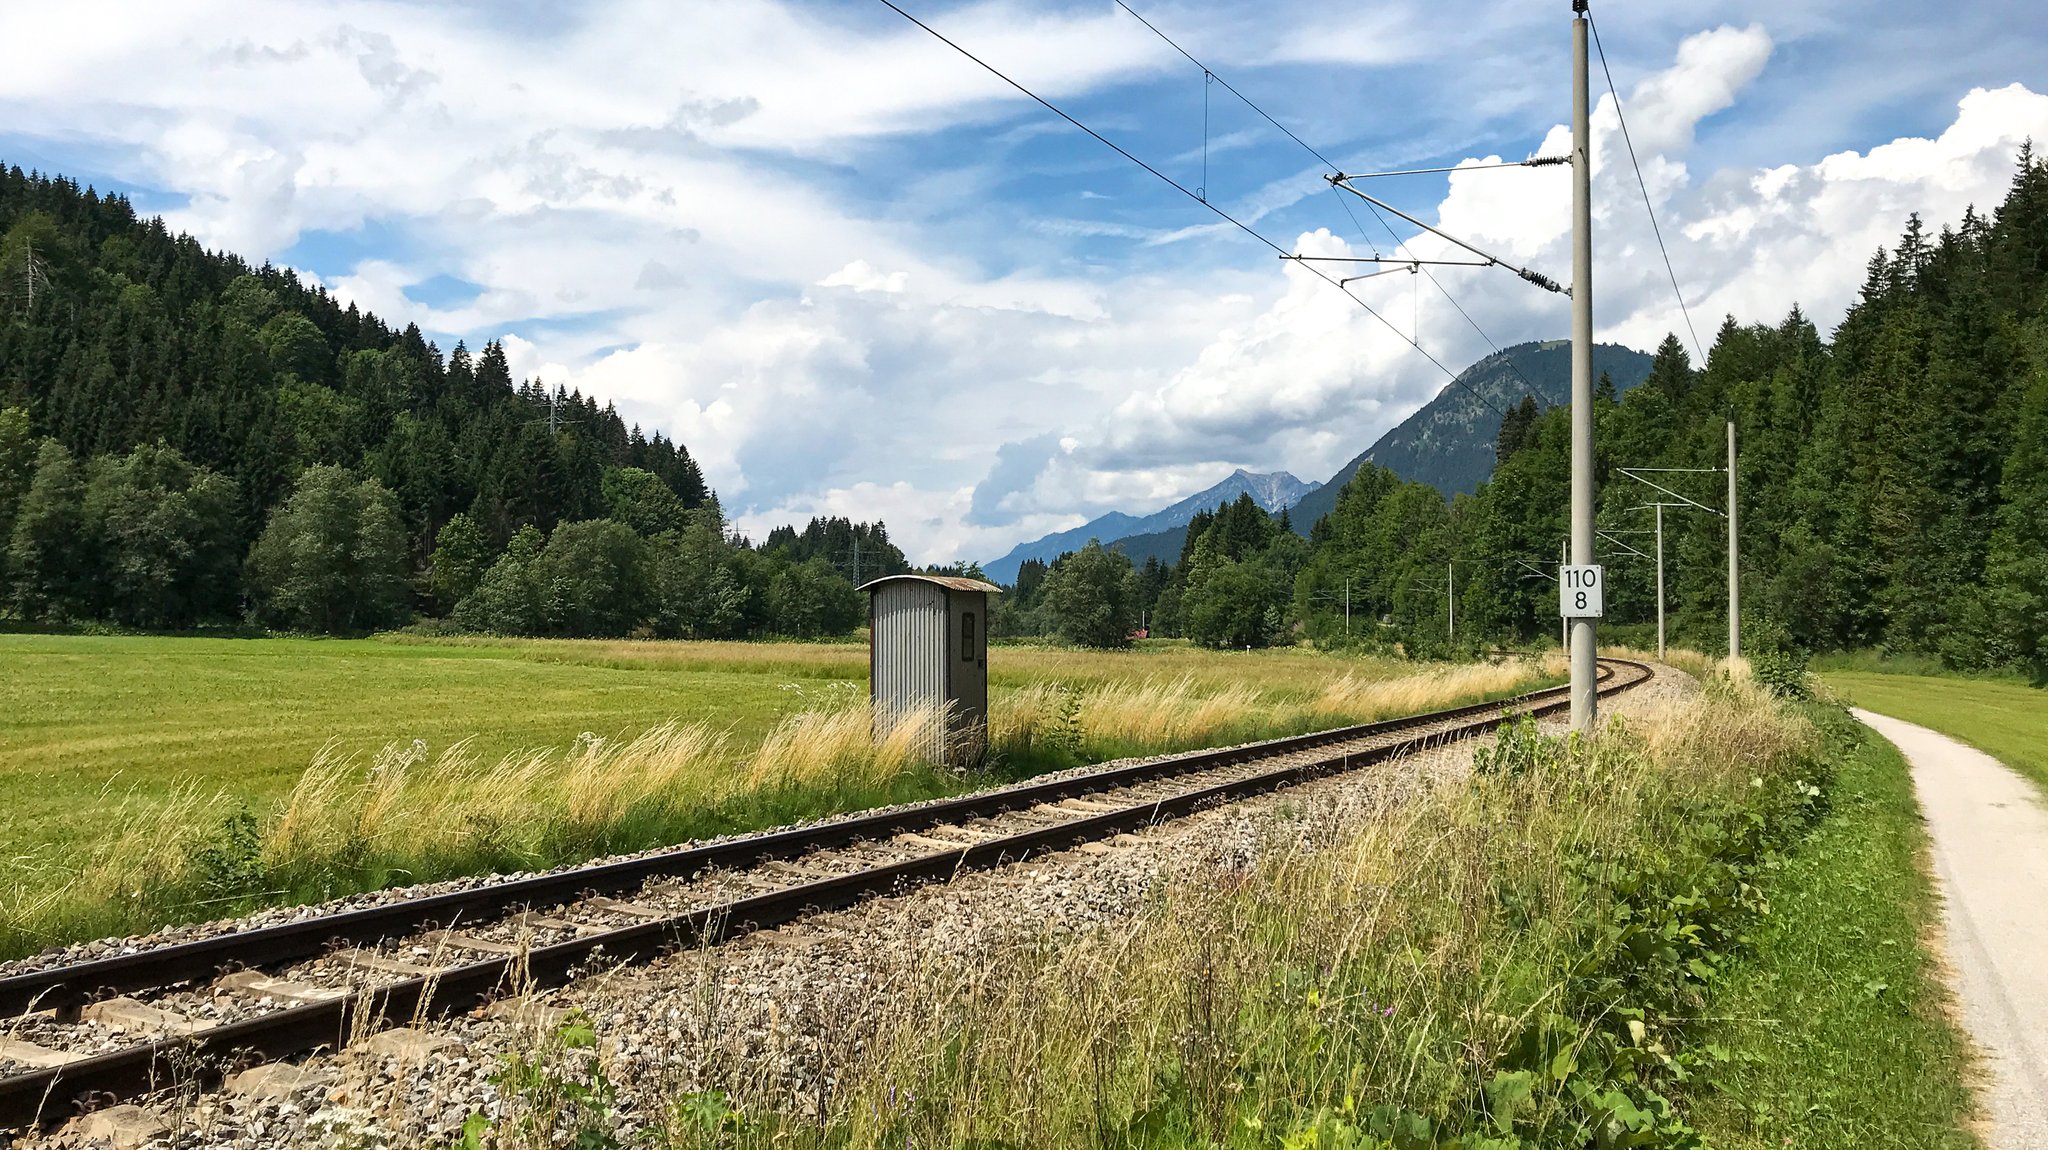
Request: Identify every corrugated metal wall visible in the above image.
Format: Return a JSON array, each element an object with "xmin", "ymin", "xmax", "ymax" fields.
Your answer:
[{"xmin": 871, "ymin": 581, "xmax": 949, "ymax": 762}]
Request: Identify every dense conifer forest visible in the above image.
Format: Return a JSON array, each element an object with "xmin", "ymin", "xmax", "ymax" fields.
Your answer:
[
  {"xmin": 0, "ymin": 164, "xmax": 889, "ymax": 637},
  {"xmin": 1005, "ymin": 150, "xmax": 2048, "ymax": 677}
]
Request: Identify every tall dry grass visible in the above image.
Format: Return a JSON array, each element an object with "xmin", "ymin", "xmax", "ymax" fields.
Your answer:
[
  {"xmin": 613, "ymin": 681, "xmax": 1819, "ymax": 1149},
  {"xmin": 990, "ymin": 654, "xmax": 1555, "ymax": 764},
  {"xmin": 1306, "ymin": 656, "xmax": 1554, "ymax": 722},
  {"xmin": 1602, "ymin": 641, "xmax": 1719, "ymax": 682},
  {"xmin": 261, "ymin": 702, "xmax": 947, "ymax": 889},
  {"xmin": 0, "ymin": 703, "xmax": 944, "ymax": 959},
  {"xmin": 1, "ymin": 653, "xmax": 1555, "ymax": 960},
  {"xmin": 0, "ymin": 785, "xmax": 240, "ymax": 959}
]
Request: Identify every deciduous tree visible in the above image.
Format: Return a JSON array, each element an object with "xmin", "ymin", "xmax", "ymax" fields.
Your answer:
[{"xmin": 245, "ymin": 465, "xmax": 411, "ymax": 633}]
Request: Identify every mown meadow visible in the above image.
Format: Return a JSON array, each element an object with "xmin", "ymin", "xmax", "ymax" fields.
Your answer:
[
  {"xmin": 0, "ymin": 632, "xmax": 1558, "ymax": 959},
  {"xmin": 1817, "ymin": 657, "xmax": 2048, "ymax": 792}
]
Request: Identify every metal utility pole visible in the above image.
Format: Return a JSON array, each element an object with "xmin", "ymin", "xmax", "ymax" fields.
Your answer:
[
  {"xmin": 1560, "ymin": 539, "xmax": 1569, "ymax": 651},
  {"xmin": 1309, "ymin": 577, "xmax": 1353, "ymax": 636},
  {"xmin": 1655, "ymin": 503, "xmax": 1666, "ymax": 660},
  {"xmin": 1413, "ymin": 568, "xmax": 1457, "ymax": 643},
  {"xmin": 1726, "ymin": 420, "xmax": 1740, "ymax": 663},
  {"xmin": 1567, "ymin": 1, "xmax": 1598, "ymax": 733},
  {"xmin": 1621, "ymin": 486, "xmax": 1720, "ymax": 660}
]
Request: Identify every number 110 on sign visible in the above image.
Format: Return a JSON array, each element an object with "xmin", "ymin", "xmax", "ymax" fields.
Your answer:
[{"xmin": 1560, "ymin": 564, "xmax": 1604, "ymax": 619}]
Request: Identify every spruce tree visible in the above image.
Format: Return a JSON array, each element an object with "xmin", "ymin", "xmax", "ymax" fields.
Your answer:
[{"xmin": 1980, "ymin": 333, "xmax": 2048, "ymax": 677}]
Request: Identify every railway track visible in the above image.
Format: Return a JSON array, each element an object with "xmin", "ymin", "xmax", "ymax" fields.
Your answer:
[{"xmin": 1, "ymin": 658, "xmax": 1650, "ymax": 1132}]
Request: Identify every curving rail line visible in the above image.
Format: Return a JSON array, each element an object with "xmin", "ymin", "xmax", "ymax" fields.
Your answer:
[{"xmin": 1, "ymin": 658, "xmax": 1651, "ymax": 1130}]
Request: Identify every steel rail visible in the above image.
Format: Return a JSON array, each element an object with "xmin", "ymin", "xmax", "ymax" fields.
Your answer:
[{"xmin": 1, "ymin": 660, "xmax": 1648, "ymax": 1129}]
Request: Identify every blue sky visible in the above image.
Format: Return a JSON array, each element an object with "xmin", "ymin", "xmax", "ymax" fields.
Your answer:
[{"xmin": 3, "ymin": 0, "xmax": 2046, "ymax": 562}]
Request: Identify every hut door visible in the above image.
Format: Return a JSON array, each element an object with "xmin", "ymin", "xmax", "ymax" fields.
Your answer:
[{"xmin": 952, "ymin": 594, "xmax": 987, "ymax": 731}]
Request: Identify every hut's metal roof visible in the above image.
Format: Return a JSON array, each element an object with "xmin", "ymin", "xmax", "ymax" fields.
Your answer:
[{"xmin": 857, "ymin": 574, "xmax": 1003, "ymax": 595}]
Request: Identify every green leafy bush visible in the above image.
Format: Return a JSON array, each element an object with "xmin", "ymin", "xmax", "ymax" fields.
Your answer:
[
  {"xmin": 1472, "ymin": 716, "xmax": 1571, "ymax": 778},
  {"xmin": 1747, "ymin": 615, "xmax": 1813, "ymax": 699},
  {"xmin": 184, "ymin": 808, "xmax": 268, "ymax": 896}
]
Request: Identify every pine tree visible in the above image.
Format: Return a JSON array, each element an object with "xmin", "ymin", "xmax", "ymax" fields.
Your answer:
[
  {"xmin": 1979, "ymin": 329, "xmax": 2048, "ymax": 677},
  {"xmin": 1494, "ymin": 395, "xmax": 1539, "ymax": 463},
  {"xmin": 368, "ymin": 412, "xmax": 459, "ymax": 549}
]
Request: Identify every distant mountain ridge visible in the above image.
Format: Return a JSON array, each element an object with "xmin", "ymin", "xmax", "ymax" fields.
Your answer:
[
  {"xmin": 1281, "ymin": 340, "xmax": 1654, "ymax": 534},
  {"xmin": 982, "ymin": 468, "xmax": 1317, "ymax": 584},
  {"xmin": 982, "ymin": 341, "xmax": 1654, "ymax": 582}
]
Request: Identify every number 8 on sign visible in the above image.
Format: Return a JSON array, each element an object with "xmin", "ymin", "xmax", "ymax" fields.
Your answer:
[{"xmin": 1559, "ymin": 564, "xmax": 1603, "ymax": 619}]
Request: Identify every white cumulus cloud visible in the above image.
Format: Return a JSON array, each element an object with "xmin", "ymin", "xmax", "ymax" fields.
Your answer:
[{"xmin": 4, "ymin": 1, "xmax": 2045, "ymax": 566}]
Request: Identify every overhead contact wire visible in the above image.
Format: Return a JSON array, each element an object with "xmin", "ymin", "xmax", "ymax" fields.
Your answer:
[
  {"xmin": 875, "ymin": 0, "xmax": 1467, "ymax": 384},
  {"xmin": 1112, "ymin": 0, "xmax": 1344, "ymax": 170},
  {"xmin": 1335, "ymin": 195, "xmax": 1551, "ymax": 412},
  {"xmin": 1107, "ymin": 0, "xmax": 1519, "ymax": 416},
  {"xmin": 1105, "ymin": 1, "xmax": 1549, "ymax": 416},
  {"xmin": 1588, "ymin": 10, "xmax": 1706, "ymax": 364}
]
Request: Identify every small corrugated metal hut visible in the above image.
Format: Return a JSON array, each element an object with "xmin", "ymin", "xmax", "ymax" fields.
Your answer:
[{"xmin": 860, "ymin": 574, "xmax": 1001, "ymax": 766}]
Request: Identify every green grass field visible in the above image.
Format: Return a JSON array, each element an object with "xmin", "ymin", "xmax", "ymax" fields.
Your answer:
[
  {"xmin": 0, "ymin": 634, "xmax": 825, "ymax": 860},
  {"xmin": 1, "ymin": 632, "xmax": 1546, "ymax": 957},
  {"xmin": 0, "ymin": 633, "xmax": 1460, "ymax": 853},
  {"xmin": 1821, "ymin": 668, "xmax": 2048, "ymax": 792}
]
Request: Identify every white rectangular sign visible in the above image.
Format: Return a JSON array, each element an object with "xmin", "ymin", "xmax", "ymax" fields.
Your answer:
[{"xmin": 1560, "ymin": 564, "xmax": 1604, "ymax": 619}]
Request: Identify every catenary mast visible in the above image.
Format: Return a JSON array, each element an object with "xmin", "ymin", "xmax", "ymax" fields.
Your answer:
[{"xmin": 1568, "ymin": 0, "xmax": 1598, "ymax": 732}]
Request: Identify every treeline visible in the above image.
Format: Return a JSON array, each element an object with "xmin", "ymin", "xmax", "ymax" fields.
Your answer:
[
  {"xmin": 9, "ymin": 150, "xmax": 2046, "ymax": 666},
  {"xmin": 0, "ymin": 165, "xmax": 920, "ymax": 639},
  {"xmin": 442, "ymin": 512, "xmax": 908, "ymax": 639},
  {"xmin": 0, "ymin": 402, "xmax": 907, "ymax": 637},
  {"xmin": 760, "ymin": 518, "xmax": 910, "ymax": 584},
  {"xmin": 997, "ymin": 496, "xmax": 1311, "ymax": 649},
  {"xmin": 1001, "ymin": 151, "xmax": 2048, "ymax": 676}
]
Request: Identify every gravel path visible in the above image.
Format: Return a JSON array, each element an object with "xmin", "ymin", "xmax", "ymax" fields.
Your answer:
[
  {"xmin": 31, "ymin": 664, "xmax": 1690, "ymax": 1149},
  {"xmin": 1857, "ymin": 708, "xmax": 2048, "ymax": 1150}
]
